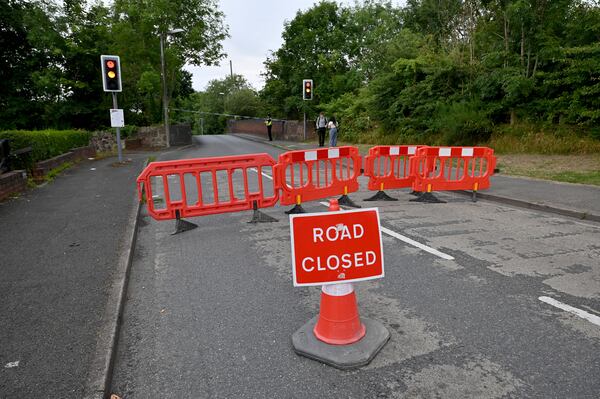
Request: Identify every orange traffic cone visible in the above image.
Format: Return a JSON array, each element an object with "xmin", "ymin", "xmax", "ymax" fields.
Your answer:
[
  {"xmin": 312, "ymin": 199, "xmax": 366, "ymax": 345},
  {"xmin": 313, "ymin": 283, "xmax": 366, "ymax": 345}
]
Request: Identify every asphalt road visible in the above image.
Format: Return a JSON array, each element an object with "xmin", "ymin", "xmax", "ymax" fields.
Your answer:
[{"xmin": 111, "ymin": 135, "xmax": 600, "ymax": 398}]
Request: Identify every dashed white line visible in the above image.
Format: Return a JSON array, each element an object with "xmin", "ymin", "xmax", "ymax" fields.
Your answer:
[
  {"xmin": 318, "ymin": 201, "xmax": 454, "ymax": 260},
  {"xmin": 539, "ymin": 296, "xmax": 600, "ymax": 327},
  {"xmin": 249, "ymin": 168, "xmax": 273, "ymax": 180}
]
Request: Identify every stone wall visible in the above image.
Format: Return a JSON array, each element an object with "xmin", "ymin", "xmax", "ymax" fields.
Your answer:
[
  {"xmin": 90, "ymin": 131, "xmax": 118, "ymax": 153},
  {"xmin": 0, "ymin": 170, "xmax": 27, "ymax": 201},
  {"xmin": 227, "ymin": 119, "xmax": 316, "ymax": 141},
  {"xmin": 137, "ymin": 124, "xmax": 192, "ymax": 148},
  {"xmin": 137, "ymin": 126, "xmax": 167, "ymax": 148}
]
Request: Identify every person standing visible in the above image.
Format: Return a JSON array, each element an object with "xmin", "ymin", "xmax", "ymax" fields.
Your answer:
[
  {"xmin": 315, "ymin": 112, "xmax": 327, "ymax": 147},
  {"xmin": 327, "ymin": 116, "xmax": 338, "ymax": 147},
  {"xmin": 265, "ymin": 114, "xmax": 273, "ymax": 141}
]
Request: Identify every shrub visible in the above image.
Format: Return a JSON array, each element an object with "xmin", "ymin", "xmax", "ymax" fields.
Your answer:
[{"xmin": 0, "ymin": 129, "xmax": 91, "ymax": 168}]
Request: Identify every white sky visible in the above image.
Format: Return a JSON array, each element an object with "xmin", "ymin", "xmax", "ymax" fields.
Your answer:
[{"xmin": 185, "ymin": 0, "xmax": 406, "ymax": 91}]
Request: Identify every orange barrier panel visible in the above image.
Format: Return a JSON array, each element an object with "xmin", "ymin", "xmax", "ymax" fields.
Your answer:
[
  {"xmin": 137, "ymin": 153, "xmax": 278, "ymax": 220},
  {"xmin": 363, "ymin": 145, "xmax": 423, "ymax": 191},
  {"xmin": 410, "ymin": 146, "xmax": 496, "ymax": 193},
  {"xmin": 274, "ymin": 146, "xmax": 361, "ymax": 206}
]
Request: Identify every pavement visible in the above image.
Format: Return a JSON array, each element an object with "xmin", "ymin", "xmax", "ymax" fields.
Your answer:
[
  {"xmin": 0, "ymin": 152, "xmax": 151, "ymax": 398},
  {"xmin": 0, "ymin": 135, "xmax": 598, "ymax": 398}
]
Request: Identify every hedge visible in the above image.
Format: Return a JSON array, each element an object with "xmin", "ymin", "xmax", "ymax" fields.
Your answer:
[{"xmin": 0, "ymin": 130, "xmax": 91, "ymax": 168}]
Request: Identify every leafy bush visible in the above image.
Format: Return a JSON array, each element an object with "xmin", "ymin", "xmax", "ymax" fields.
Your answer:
[
  {"xmin": 431, "ymin": 101, "xmax": 493, "ymax": 146},
  {"xmin": 0, "ymin": 129, "xmax": 91, "ymax": 168}
]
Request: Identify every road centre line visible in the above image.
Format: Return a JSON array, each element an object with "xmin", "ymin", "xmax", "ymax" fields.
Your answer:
[
  {"xmin": 249, "ymin": 168, "xmax": 273, "ymax": 180},
  {"xmin": 318, "ymin": 202, "xmax": 455, "ymax": 260},
  {"xmin": 538, "ymin": 296, "xmax": 600, "ymax": 327}
]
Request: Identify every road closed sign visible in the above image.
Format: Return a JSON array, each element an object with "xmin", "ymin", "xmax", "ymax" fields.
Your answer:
[{"xmin": 290, "ymin": 208, "xmax": 384, "ymax": 286}]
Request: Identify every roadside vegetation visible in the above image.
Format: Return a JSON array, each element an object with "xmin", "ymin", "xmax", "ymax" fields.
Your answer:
[{"xmin": 1, "ymin": 0, "xmax": 599, "ymax": 185}]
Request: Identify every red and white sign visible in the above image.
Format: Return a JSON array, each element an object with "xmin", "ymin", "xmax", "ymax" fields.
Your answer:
[{"xmin": 290, "ymin": 208, "xmax": 384, "ymax": 287}]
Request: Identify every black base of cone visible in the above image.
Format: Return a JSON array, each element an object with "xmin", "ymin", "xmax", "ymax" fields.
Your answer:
[
  {"xmin": 364, "ymin": 191, "xmax": 398, "ymax": 202},
  {"xmin": 285, "ymin": 204, "xmax": 306, "ymax": 214},
  {"xmin": 292, "ymin": 316, "xmax": 390, "ymax": 370},
  {"xmin": 338, "ymin": 194, "xmax": 361, "ymax": 208},
  {"xmin": 248, "ymin": 209, "xmax": 278, "ymax": 223},
  {"xmin": 409, "ymin": 192, "xmax": 446, "ymax": 203},
  {"xmin": 172, "ymin": 217, "xmax": 198, "ymax": 235}
]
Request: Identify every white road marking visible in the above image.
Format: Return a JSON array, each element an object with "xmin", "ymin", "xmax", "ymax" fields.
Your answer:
[
  {"xmin": 380, "ymin": 226, "xmax": 455, "ymax": 260},
  {"xmin": 539, "ymin": 296, "xmax": 600, "ymax": 327},
  {"xmin": 318, "ymin": 201, "xmax": 455, "ymax": 260},
  {"xmin": 249, "ymin": 168, "xmax": 273, "ymax": 180},
  {"xmin": 5, "ymin": 361, "xmax": 19, "ymax": 368}
]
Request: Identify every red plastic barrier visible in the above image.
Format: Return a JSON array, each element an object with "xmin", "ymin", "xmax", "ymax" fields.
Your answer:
[
  {"xmin": 137, "ymin": 153, "xmax": 278, "ymax": 220},
  {"xmin": 274, "ymin": 146, "xmax": 361, "ymax": 206},
  {"xmin": 364, "ymin": 145, "xmax": 423, "ymax": 191},
  {"xmin": 410, "ymin": 146, "xmax": 496, "ymax": 192}
]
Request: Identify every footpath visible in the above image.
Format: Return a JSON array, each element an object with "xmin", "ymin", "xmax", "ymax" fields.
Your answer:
[
  {"xmin": 0, "ymin": 152, "xmax": 150, "ymax": 398},
  {"xmin": 233, "ymin": 133, "xmax": 600, "ymax": 222}
]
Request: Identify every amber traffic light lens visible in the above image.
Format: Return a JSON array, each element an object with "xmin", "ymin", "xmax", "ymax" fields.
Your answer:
[
  {"xmin": 106, "ymin": 60, "xmax": 115, "ymax": 68},
  {"xmin": 108, "ymin": 71, "xmax": 116, "ymax": 78}
]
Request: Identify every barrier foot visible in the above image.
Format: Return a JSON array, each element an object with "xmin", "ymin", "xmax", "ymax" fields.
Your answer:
[
  {"xmin": 285, "ymin": 204, "xmax": 306, "ymax": 214},
  {"xmin": 364, "ymin": 191, "xmax": 398, "ymax": 202},
  {"xmin": 472, "ymin": 191, "xmax": 477, "ymax": 203},
  {"xmin": 292, "ymin": 316, "xmax": 390, "ymax": 370},
  {"xmin": 409, "ymin": 192, "xmax": 446, "ymax": 204},
  {"xmin": 172, "ymin": 211, "xmax": 198, "ymax": 235},
  {"xmin": 409, "ymin": 190, "xmax": 421, "ymax": 196},
  {"xmin": 337, "ymin": 194, "xmax": 361, "ymax": 208},
  {"xmin": 248, "ymin": 201, "xmax": 278, "ymax": 223}
]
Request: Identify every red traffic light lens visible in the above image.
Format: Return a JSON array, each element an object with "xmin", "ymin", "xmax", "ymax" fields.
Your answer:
[{"xmin": 106, "ymin": 60, "xmax": 115, "ymax": 69}]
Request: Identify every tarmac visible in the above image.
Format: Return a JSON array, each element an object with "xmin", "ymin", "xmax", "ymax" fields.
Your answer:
[{"xmin": 0, "ymin": 135, "xmax": 598, "ymax": 398}]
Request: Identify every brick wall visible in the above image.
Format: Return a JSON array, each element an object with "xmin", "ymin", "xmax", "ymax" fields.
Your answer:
[
  {"xmin": 0, "ymin": 170, "xmax": 27, "ymax": 201},
  {"xmin": 227, "ymin": 119, "xmax": 316, "ymax": 141}
]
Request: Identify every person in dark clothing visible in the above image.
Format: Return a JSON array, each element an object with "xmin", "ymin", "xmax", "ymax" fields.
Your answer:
[
  {"xmin": 265, "ymin": 115, "xmax": 273, "ymax": 141},
  {"xmin": 315, "ymin": 112, "xmax": 327, "ymax": 147}
]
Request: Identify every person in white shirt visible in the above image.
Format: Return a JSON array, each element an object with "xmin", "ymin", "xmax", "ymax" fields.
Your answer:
[{"xmin": 327, "ymin": 116, "xmax": 338, "ymax": 147}]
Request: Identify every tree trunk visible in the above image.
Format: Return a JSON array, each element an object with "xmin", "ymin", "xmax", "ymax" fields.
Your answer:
[
  {"xmin": 510, "ymin": 109, "xmax": 517, "ymax": 125},
  {"xmin": 503, "ymin": 12, "xmax": 509, "ymax": 68},
  {"xmin": 520, "ymin": 22, "xmax": 525, "ymax": 71}
]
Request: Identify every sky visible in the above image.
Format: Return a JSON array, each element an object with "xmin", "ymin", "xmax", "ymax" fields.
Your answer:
[{"xmin": 185, "ymin": 0, "xmax": 406, "ymax": 92}]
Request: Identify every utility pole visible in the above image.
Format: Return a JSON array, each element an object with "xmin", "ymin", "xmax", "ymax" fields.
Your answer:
[
  {"xmin": 160, "ymin": 33, "xmax": 170, "ymax": 148},
  {"xmin": 230, "ymin": 60, "xmax": 233, "ymax": 79}
]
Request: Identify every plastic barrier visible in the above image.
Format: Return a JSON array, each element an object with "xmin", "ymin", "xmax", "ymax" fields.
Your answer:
[
  {"xmin": 137, "ymin": 153, "xmax": 278, "ymax": 221},
  {"xmin": 363, "ymin": 145, "xmax": 423, "ymax": 192},
  {"xmin": 274, "ymin": 146, "xmax": 361, "ymax": 207},
  {"xmin": 410, "ymin": 146, "xmax": 496, "ymax": 193}
]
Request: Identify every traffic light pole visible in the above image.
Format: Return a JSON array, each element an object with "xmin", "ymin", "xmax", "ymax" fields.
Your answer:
[
  {"xmin": 112, "ymin": 93, "xmax": 123, "ymax": 163},
  {"xmin": 303, "ymin": 112, "xmax": 306, "ymax": 141}
]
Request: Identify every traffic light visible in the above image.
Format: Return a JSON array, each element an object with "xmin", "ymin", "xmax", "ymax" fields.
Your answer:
[
  {"xmin": 303, "ymin": 79, "xmax": 313, "ymax": 100},
  {"xmin": 101, "ymin": 55, "xmax": 122, "ymax": 92}
]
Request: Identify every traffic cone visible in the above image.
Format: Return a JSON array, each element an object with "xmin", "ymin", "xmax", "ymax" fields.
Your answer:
[
  {"xmin": 291, "ymin": 198, "xmax": 389, "ymax": 369},
  {"xmin": 313, "ymin": 283, "xmax": 366, "ymax": 345},
  {"xmin": 312, "ymin": 199, "xmax": 366, "ymax": 345}
]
